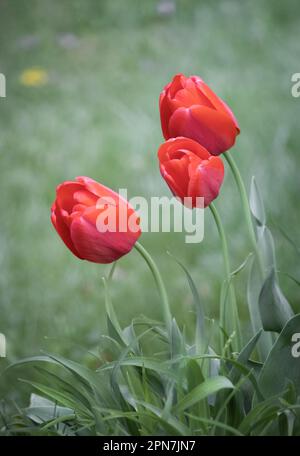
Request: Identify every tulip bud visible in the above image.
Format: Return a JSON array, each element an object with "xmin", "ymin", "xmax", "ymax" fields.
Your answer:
[
  {"xmin": 158, "ymin": 137, "xmax": 225, "ymax": 208},
  {"xmin": 159, "ymin": 73, "xmax": 240, "ymax": 155},
  {"xmin": 51, "ymin": 176, "xmax": 141, "ymax": 263}
]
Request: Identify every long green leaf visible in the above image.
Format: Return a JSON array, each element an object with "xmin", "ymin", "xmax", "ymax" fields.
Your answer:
[
  {"xmin": 258, "ymin": 314, "xmax": 300, "ymax": 398},
  {"xmin": 249, "ymin": 176, "xmax": 266, "ymax": 226},
  {"xmin": 173, "ymin": 376, "xmax": 234, "ymax": 414},
  {"xmin": 259, "ymin": 269, "xmax": 293, "ymax": 333},
  {"xmin": 167, "ymin": 252, "xmax": 205, "ymax": 349}
]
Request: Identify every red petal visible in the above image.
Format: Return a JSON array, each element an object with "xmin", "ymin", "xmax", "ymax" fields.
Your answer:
[
  {"xmin": 160, "ymin": 157, "xmax": 190, "ymax": 200},
  {"xmin": 159, "ymin": 74, "xmax": 186, "ymax": 139},
  {"xmin": 188, "ymin": 156, "xmax": 224, "ymax": 207},
  {"xmin": 76, "ymin": 176, "xmax": 120, "ymax": 204},
  {"xmin": 194, "ymin": 78, "xmax": 240, "ymax": 133},
  {"xmin": 56, "ymin": 181, "xmax": 85, "ymax": 214},
  {"xmin": 159, "ymin": 91, "xmax": 172, "ymax": 139},
  {"xmin": 51, "ymin": 203, "xmax": 83, "ymax": 259},
  {"xmin": 175, "ymin": 77, "xmax": 214, "ymax": 108},
  {"xmin": 73, "ymin": 189, "xmax": 98, "ymax": 207},
  {"xmin": 168, "ymin": 73, "xmax": 185, "ymax": 98},
  {"xmin": 168, "ymin": 106, "xmax": 238, "ymax": 155},
  {"xmin": 70, "ymin": 214, "xmax": 140, "ymax": 264},
  {"xmin": 158, "ymin": 137, "xmax": 210, "ymax": 163}
]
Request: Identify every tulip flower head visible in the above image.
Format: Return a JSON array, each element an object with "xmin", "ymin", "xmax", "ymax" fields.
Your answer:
[
  {"xmin": 159, "ymin": 73, "xmax": 240, "ymax": 156},
  {"xmin": 158, "ymin": 137, "xmax": 225, "ymax": 208},
  {"xmin": 51, "ymin": 176, "xmax": 141, "ymax": 263}
]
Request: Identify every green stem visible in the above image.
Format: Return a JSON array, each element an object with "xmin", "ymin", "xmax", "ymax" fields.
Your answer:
[
  {"xmin": 209, "ymin": 203, "xmax": 241, "ymax": 350},
  {"xmin": 224, "ymin": 151, "xmax": 264, "ymax": 276},
  {"xmin": 134, "ymin": 241, "xmax": 172, "ymax": 334}
]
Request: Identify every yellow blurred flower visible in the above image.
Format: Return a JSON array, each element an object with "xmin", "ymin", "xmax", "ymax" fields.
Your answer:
[{"xmin": 20, "ymin": 68, "xmax": 48, "ymax": 87}]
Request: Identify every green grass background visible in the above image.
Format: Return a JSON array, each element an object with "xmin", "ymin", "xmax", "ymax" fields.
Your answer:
[{"xmin": 0, "ymin": 0, "xmax": 299, "ymax": 397}]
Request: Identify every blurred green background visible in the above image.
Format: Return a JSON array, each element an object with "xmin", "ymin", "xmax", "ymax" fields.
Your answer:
[{"xmin": 0, "ymin": 0, "xmax": 300, "ymax": 397}]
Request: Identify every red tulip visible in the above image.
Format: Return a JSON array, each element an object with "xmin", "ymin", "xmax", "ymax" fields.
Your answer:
[
  {"xmin": 51, "ymin": 176, "xmax": 141, "ymax": 264},
  {"xmin": 158, "ymin": 137, "xmax": 224, "ymax": 208},
  {"xmin": 159, "ymin": 73, "xmax": 240, "ymax": 156}
]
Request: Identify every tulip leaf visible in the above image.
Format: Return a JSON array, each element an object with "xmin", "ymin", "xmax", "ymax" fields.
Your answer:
[
  {"xmin": 167, "ymin": 252, "xmax": 205, "ymax": 352},
  {"xmin": 247, "ymin": 256, "xmax": 263, "ymax": 334},
  {"xmin": 25, "ymin": 394, "xmax": 74, "ymax": 427},
  {"xmin": 258, "ymin": 314, "xmax": 300, "ymax": 398},
  {"xmin": 250, "ymin": 176, "xmax": 266, "ymax": 226},
  {"xmin": 258, "ymin": 269, "xmax": 293, "ymax": 333},
  {"xmin": 231, "ymin": 252, "xmax": 253, "ymax": 277},
  {"xmin": 102, "ymin": 276, "xmax": 124, "ymax": 343},
  {"xmin": 186, "ymin": 359, "xmax": 208, "ymax": 421},
  {"xmin": 247, "ymin": 257, "xmax": 273, "ymax": 359},
  {"xmin": 122, "ymin": 323, "xmax": 140, "ymax": 355},
  {"xmin": 173, "ymin": 376, "xmax": 234, "ymax": 414},
  {"xmin": 230, "ymin": 330, "xmax": 262, "ymax": 383},
  {"xmin": 256, "ymin": 225, "xmax": 277, "ymax": 274},
  {"xmin": 171, "ymin": 317, "xmax": 186, "ymax": 358}
]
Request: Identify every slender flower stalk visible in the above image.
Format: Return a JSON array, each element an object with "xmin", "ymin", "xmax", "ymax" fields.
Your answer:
[
  {"xmin": 209, "ymin": 203, "xmax": 241, "ymax": 350},
  {"xmin": 134, "ymin": 241, "xmax": 172, "ymax": 334}
]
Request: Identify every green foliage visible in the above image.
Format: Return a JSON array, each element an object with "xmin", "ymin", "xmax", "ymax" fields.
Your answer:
[
  {"xmin": 259, "ymin": 270, "xmax": 293, "ymax": 333},
  {"xmin": 1, "ymin": 0, "xmax": 300, "ymax": 369},
  {"xmin": 2, "ymin": 249, "xmax": 300, "ymax": 436},
  {"xmin": 2, "ymin": 178, "xmax": 299, "ymax": 435},
  {"xmin": 0, "ymin": 0, "xmax": 300, "ymax": 437}
]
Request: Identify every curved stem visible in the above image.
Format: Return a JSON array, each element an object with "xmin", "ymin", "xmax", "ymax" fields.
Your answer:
[
  {"xmin": 209, "ymin": 203, "xmax": 241, "ymax": 350},
  {"xmin": 224, "ymin": 151, "xmax": 264, "ymax": 276},
  {"xmin": 210, "ymin": 203, "xmax": 231, "ymax": 276},
  {"xmin": 134, "ymin": 241, "xmax": 172, "ymax": 334}
]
